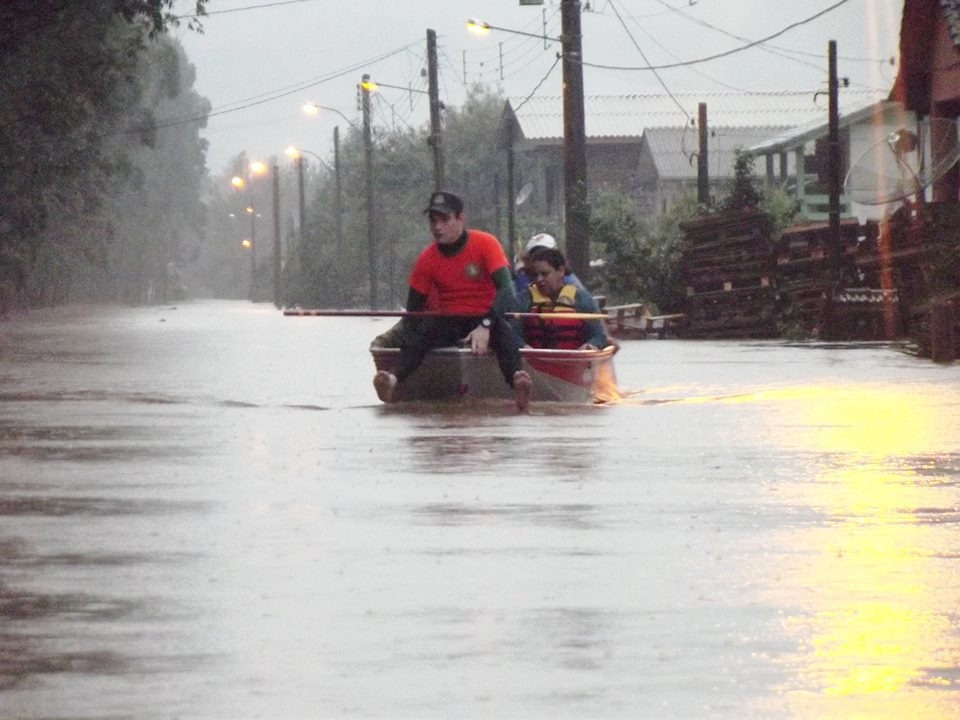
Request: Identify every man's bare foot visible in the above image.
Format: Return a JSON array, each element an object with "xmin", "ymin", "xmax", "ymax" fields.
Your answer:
[
  {"xmin": 512, "ymin": 370, "xmax": 532, "ymax": 412},
  {"xmin": 373, "ymin": 371, "xmax": 397, "ymax": 403}
]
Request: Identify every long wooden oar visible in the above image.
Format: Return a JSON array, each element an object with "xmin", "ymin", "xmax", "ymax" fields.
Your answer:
[{"xmin": 283, "ymin": 308, "xmax": 609, "ymax": 321}]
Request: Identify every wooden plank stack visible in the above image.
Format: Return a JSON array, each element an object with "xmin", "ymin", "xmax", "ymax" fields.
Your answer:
[
  {"xmin": 774, "ymin": 218, "xmax": 863, "ymax": 337},
  {"xmin": 679, "ymin": 208, "xmax": 777, "ymax": 338}
]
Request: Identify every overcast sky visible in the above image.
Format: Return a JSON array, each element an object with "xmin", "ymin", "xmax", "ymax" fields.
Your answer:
[{"xmin": 169, "ymin": 0, "xmax": 904, "ymax": 175}]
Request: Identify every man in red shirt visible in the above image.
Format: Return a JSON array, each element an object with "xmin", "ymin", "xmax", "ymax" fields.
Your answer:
[{"xmin": 373, "ymin": 191, "xmax": 532, "ymax": 410}]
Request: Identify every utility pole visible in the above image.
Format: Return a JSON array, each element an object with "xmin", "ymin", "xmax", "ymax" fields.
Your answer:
[
  {"xmin": 697, "ymin": 103, "xmax": 709, "ymax": 205},
  {"xmin": 247, "ymin": 204, "xmax": 256, "ymax": 302},
  {"xmin": 827, "ymin": 40, "xmax": 841, "ymax": 281},
  {"xmin": 272, "ymin": 162, "xmax": 281, "ymax": 309},
  {"xmin": 333, "ymin": 126, "xmax": 344, "ymax": 254},
  {"xmin": 506, "ymin": 122, "xmax": 517, "ymax": 261},
  {"xmin": 561, "ymin": 0, "xmax": 590, "ymax": 282},
  {"xmin": 426, "ymin": 28, "xmax": 445, "ymax": 189},
  {"xmin": 295, "ymin": 155, "xmax": 305, "ymax": 239},
  {"xmin": 361, "ymin": 73, "xmax": 377, "ymax": 309}
]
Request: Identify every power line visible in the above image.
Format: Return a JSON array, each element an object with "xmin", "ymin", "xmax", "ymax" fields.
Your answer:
[
  {"xmin": 510, "ymin": 54, "xmax": 562, "ymax": 115},
  {"xmin": 583, "ymin": 0, "xmax": 855, "ymax": 71},
  {"xmin": 608, "ymin": 0, "xmax": 690, "ymax": 123},
  {"xmin": 113, "ymin": 42, "xmax": 420, "ymax": 137},
  {"xmin": 172, "ymin": 0, "xmax": 323, "ymax": 20}
]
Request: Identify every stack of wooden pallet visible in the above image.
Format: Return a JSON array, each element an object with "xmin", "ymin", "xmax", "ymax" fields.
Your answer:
[
  {"xmin": 774, "ymin": 218, "xmax": 863, "ymax": 335},
  {"xmin": 679, "ymin": 208, "xmax": 777, "ymax": 338}
]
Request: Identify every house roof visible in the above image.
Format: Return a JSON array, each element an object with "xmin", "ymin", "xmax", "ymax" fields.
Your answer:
[
  {"xmin": 644, "ymin": 126, "xmax": 792, "ymax": 180},
  {"xmin": 890, "ymin": 0, "xmax": 960, "ymax": 111},
  {"xmin": 504, "ymin": 89, "xmax": 887, "ymax": 144},
  {"xmin": 747, "ymin": 99, "xmax": 910, "ymax": 155}
]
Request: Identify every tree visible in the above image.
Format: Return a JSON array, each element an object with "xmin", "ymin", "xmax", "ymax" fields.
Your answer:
[
  {"xmin": 0, "ymin": 0, "xmax": 207, "ymax": 310},
  {"xmin": 589, "ymin": 187, "xmax": 693, "ymax": 311},
  {"xmin": 281, "ymin": 85, "xmax": 509, "ymax": 310}
]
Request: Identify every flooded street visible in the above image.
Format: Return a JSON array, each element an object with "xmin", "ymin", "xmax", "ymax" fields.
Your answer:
[{"xmin": 2, "ymin": 299, "xmax": 960, "ymax": 719}]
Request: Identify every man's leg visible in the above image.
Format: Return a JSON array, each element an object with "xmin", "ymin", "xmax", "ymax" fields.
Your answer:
[
  {"xmin": 372, "ymin": 318, "xmax": 470, "ymax": 402},
  {"xmin": 489, "ymin": 316, "xmax": 532, "ymax": 410}
]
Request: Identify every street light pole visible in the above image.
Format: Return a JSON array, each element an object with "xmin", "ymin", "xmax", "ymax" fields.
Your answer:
[
  {"xmin": 561, "ymin": 0, "xmax": 590, "ymax": 282},
  {"xmin": 361, "ymin": 73, "xmax": 377, "ymax": 309},
  {"xmin": 362, "ymin": 70, "xmax": 445, "ymax": 191},
  {"xmin": 246, "ymin": 205, "xmax": 257, "ymax": 301},
  {"xmin": 272, "ymin": 162, "xmax": 281, "ymax": 309},
  {"xmin": 427, "ymin": 28, "xmax": 445, "ymax": 189},
  {"xmin": 333, "ymin": 126, "xmax": 343, "ymax": 254},
  {"xmin": 295, "ymin": 155, "xmax": 305, "ymax": 237}
]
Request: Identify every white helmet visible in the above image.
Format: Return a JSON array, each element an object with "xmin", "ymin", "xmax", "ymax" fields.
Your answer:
[{"xmin": 524, "ymin": 233, "xmax": 557, "ymax": 253}]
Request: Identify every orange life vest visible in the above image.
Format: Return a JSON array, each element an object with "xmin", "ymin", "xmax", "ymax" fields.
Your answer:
[{"xmin": 523, "ymin": 284, "xmax": 587, "ymax": 349}]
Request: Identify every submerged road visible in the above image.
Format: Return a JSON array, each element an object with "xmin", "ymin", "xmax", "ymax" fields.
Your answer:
[{"xmin": 1, "ymin": 300, "xmax": 960, "ymax": 719}]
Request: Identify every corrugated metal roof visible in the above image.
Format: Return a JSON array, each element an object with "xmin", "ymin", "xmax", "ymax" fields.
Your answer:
[
  {"xmin": 644, "ymin": 126, "xmax": 791, "ymax": 180},
  {"xmin": 508, "ymin": 89, "xmax": 887, "ymax": 142},
  {"xmin": 748, "ymin": 100, "xmax": 910, "ymax": 155}
]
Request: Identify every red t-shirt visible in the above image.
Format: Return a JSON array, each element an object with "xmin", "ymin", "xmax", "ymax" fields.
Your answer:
[{"xmin": 409, "ymin": 229, "xmax": 509, "ymax": 314}]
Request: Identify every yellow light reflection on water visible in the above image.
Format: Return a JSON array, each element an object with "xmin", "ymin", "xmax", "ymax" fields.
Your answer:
[{"xmin": 757, "ymin": 384, "xmax": 960, "ymax": 717}]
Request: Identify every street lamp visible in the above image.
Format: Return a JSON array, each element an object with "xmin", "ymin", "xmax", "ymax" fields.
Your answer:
[
  {"xmin": 241, "ymin": 237, "xmax": 255, "ymax": 301},
  {"xmin": 230, "ymin": 160, "xmax": 269, "ymax": 302},
  {"xmin": 361, "ymin": 73, "xmax": 446, "ymax": 189},
  {"xmin": 301, "ymin": 103, "xmax": 350, "ymax": 255},
  {"xmin": 285, "ymin": 145, "xmax": 339, "ymax": 250},
  {"xmin": 467, "ymin": 3, "xmax": 590, "ymax": 282},
  {"xmin": 466, "ymin": 17, "xmax": 558, "ymax": 43},
  {"xmin": 361, "ymin": 73, "xmax": 377, "ymax": 308},
  {"xmin": 301, "ymin": 102, "xmax": 358, "ymax": 130}
]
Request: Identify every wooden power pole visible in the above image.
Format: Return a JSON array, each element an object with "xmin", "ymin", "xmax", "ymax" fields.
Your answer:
[
  {"xmin": 561, "ymin": 0, "xmax": 590, "ymax": 282},
  {"xmin": 426, "ymin": 29, "xmax": 445, "ymax": 190},
  {"xmin": 697, "ymin": 103, "xmax": 709, "ymax": 205},
  {"xmin": 828, "ymin": 40, "xmax": 841, "ymax": 280}
]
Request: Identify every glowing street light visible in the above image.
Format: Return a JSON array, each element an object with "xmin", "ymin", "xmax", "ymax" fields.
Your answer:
[
  {"xmin": 465, "ymin": 3, "xmax": 589, "ymax": 281},
  {"xmin": 301, "ymin": 102, "xmax": 358, "ymax": 130},
  {"xmin": 466, "ymin": 17, "xmax": 558, "ymax": 42}
]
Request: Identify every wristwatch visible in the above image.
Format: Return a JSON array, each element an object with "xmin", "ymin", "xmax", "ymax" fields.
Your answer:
[{"xmin": 480, "ymin": 316, "xmax": 493, "ymax": 328}]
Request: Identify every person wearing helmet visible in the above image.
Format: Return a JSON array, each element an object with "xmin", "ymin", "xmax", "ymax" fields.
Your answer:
[{"xmin": 514, "ymin": 233, "xmax": 585, "ymax": 295}]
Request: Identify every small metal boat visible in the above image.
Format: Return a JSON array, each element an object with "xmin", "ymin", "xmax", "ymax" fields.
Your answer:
[{"xmin": 370, "ymin": 344, "xmax": 620, "ymax": 404}]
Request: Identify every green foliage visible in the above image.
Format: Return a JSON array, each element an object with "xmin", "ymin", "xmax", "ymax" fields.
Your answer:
[
  {"xmin": 721, "ymin": 150, "xmax": 762, "ymax": 211},
  {"xmin": 0, "ymin": 1, "xmax": 208, "ymax": 309},
  {"xmin": 589, "ymin": 187, "xmax": 694, "ymax": 311},
  {"xmin": 279, "ymin": 85, "xmax": 510, "ymax": 309}
]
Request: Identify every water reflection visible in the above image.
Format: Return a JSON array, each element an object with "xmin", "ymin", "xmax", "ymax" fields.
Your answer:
[{"xmin": 761, "ymin": 385, "xmax": 960, "ymax": 717}]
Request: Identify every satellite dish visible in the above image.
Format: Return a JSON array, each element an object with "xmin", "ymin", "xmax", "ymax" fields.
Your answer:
[
  {"xmin": 515, "ymin": 182, "xmax": 533, "ymax": 206},
  {"xmin": 844, "ymin": 117, "xmax": 960, "ymax": 205}
]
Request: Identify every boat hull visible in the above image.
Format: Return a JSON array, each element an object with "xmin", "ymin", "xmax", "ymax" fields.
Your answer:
[{"xmin": 370, "ymin": 345, "xmax": 619, "ymax": 404}]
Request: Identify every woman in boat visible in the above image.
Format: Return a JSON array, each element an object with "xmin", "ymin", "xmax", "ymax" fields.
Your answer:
[{"xmin": 517, "ymin": 246, "xmax": 609, "ymax": 350}]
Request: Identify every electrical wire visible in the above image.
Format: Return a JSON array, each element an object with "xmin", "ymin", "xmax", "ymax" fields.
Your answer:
[
  {"xmin": 509, "ymin": 54, "xmax": 562, "ymax": 115},
  {"xmin": 110, "ymin": 41, "xmax": 420, "ymax": 137},
  {"xmin": 607, "ymin": 0, "xmax": 691, "ymax": 123},
  {"xmin": 172, "ymin": 0, "xmax": 323, "ymax": 20},
  {"xmin": 583, "ymin": 0, "xmax": 855, "ymax": 71}
]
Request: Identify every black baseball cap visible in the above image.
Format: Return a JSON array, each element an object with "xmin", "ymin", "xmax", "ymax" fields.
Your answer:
[{"xmin": 423, "ymin": 191, "xmax": 464, "ymax": 216}]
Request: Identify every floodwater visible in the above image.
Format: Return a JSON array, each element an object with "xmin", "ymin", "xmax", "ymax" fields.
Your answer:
[{"xmin": 1, "ymin": 300, "xmax": 960, "ymax": 720}]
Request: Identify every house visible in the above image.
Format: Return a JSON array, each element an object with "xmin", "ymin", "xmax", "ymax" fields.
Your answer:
[
  {"xmin": 748, "ymin": 99, "xmax": 915, "ymax": 222},
  {"xmin": 497, "ymin": 89, "xmax": 887, "ymax": 227},
  {"xmin": 638, "ymin": 126, "xmax": 788, "ymax": 217},
  {"xmin": 890, "ymin": 0, "xmax": 960, "ymax": 202}
]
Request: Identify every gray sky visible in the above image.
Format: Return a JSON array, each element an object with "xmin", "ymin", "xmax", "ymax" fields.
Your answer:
[{"xmin": 169, "ymin": 0, "xmax": 904, "ymax": 175}]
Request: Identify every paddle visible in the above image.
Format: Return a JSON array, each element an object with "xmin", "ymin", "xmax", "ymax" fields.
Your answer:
[{"xmin": 283, "ymin": 308, "xmax": 609, "ymax": 320}]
